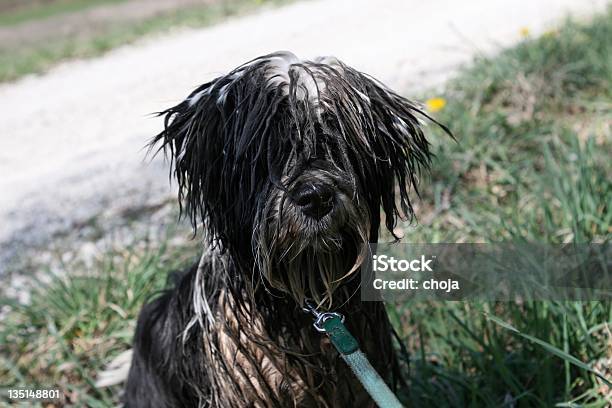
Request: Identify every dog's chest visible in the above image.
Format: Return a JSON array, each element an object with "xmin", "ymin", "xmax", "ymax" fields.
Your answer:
[{"xmin": 203, "ymin": 290, "xmax": 373, "ymax": 408}]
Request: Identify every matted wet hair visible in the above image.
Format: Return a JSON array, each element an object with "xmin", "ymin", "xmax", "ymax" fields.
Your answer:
[
  {"xmin": 127, "ymin": 51, "xmax": 450, "ymax": 407},
  {"xmin": 151, "ymin": 51, "xmax": 448, "ymax": 305}
]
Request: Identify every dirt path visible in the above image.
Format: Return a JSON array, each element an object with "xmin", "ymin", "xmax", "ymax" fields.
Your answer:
[{"xmin": 0, "ymin": 0, "xmax": 606, "ymax": 275}]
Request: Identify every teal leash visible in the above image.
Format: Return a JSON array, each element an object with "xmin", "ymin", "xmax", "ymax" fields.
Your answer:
[{"xmin": 303, "ymin": 301, "xmax": 404, "ymax": 408}]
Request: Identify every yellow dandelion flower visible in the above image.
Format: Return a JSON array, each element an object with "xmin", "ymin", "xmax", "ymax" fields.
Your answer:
[
  {"xmin": 519, "ymin": 27, "xmax": 530, "ymax": 38},
  {"xmin": 425, "ymin": 97, "xmax": 446, "ymax": 113}
]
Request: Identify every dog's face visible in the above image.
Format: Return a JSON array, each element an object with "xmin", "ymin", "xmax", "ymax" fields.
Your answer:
[{"xmin": 154, "ymin": 52, "xmax": 440, "ymax": 305}]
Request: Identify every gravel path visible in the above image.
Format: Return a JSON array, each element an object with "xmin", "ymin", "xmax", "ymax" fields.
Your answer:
[{"xmin": 0, "ymin": 0, "xmax": 606, "ymax": 275}]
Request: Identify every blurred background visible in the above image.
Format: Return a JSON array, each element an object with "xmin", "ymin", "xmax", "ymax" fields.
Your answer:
[{"xmin": 0, "ymin": 0, "xmax": 610, "ymax": 406}]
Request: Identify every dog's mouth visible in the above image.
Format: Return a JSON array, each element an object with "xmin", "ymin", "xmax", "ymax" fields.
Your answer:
[
  {"xmin": 255, "ymin": 191, "xmax": 370, "ymax": 306},
  {"xmin": 267, "ymin": 235, "xmax": 367, "ymax": 307}
]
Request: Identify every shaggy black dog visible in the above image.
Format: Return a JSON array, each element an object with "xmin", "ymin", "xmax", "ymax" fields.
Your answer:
[{"xmin": 125, "ymin": 51, "xmax": 447, "ymax": 407}]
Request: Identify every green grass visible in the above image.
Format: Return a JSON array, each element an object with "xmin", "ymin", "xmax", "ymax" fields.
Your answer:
[
  {"xmin": 1, "ymin": 7, "xmax": 611, "ymax": 408},
  {"xmin": 0, "ymin": 0, "xmax": 126, "ymax": 26},
  {"xmin": 0, "ymin": 0, "xmax": 291, "ymax": 83},
  {"xmin": 405, "ymin": 9, "xmax": 611, "ymax": 244},
  {"xmin": 391, "ymin": 8, "xmax": 612, "ymax": 407},
  {"xmin": 0, "ymin": 238, "xmax": 200, "ymax": 406}
]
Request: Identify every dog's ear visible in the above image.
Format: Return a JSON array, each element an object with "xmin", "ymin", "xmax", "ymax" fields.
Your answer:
[
  {"xmin": 149, "ymin": 61, "xmax": 289, "ymax": 245},
  {"xmin": 149, "ymin": 78, "xmax": 231, "ymax": 237},
  {"xmin": 332, "ymin": 66, "xmax": 452, "ymax": 239}
]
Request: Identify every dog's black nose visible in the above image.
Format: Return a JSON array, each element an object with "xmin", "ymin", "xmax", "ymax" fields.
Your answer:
[{"xmin": 293, "ymin": 184, "xmax": 334, "ymax": 220}]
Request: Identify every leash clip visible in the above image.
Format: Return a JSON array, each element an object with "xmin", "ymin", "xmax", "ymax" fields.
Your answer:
[
  {"xmin": 301, "ymin": 301, "xmax": 404, "ymax": 407},
  {"xmin": 302, "ymin": 299, "xmax": 345, "ymax": 332}
]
